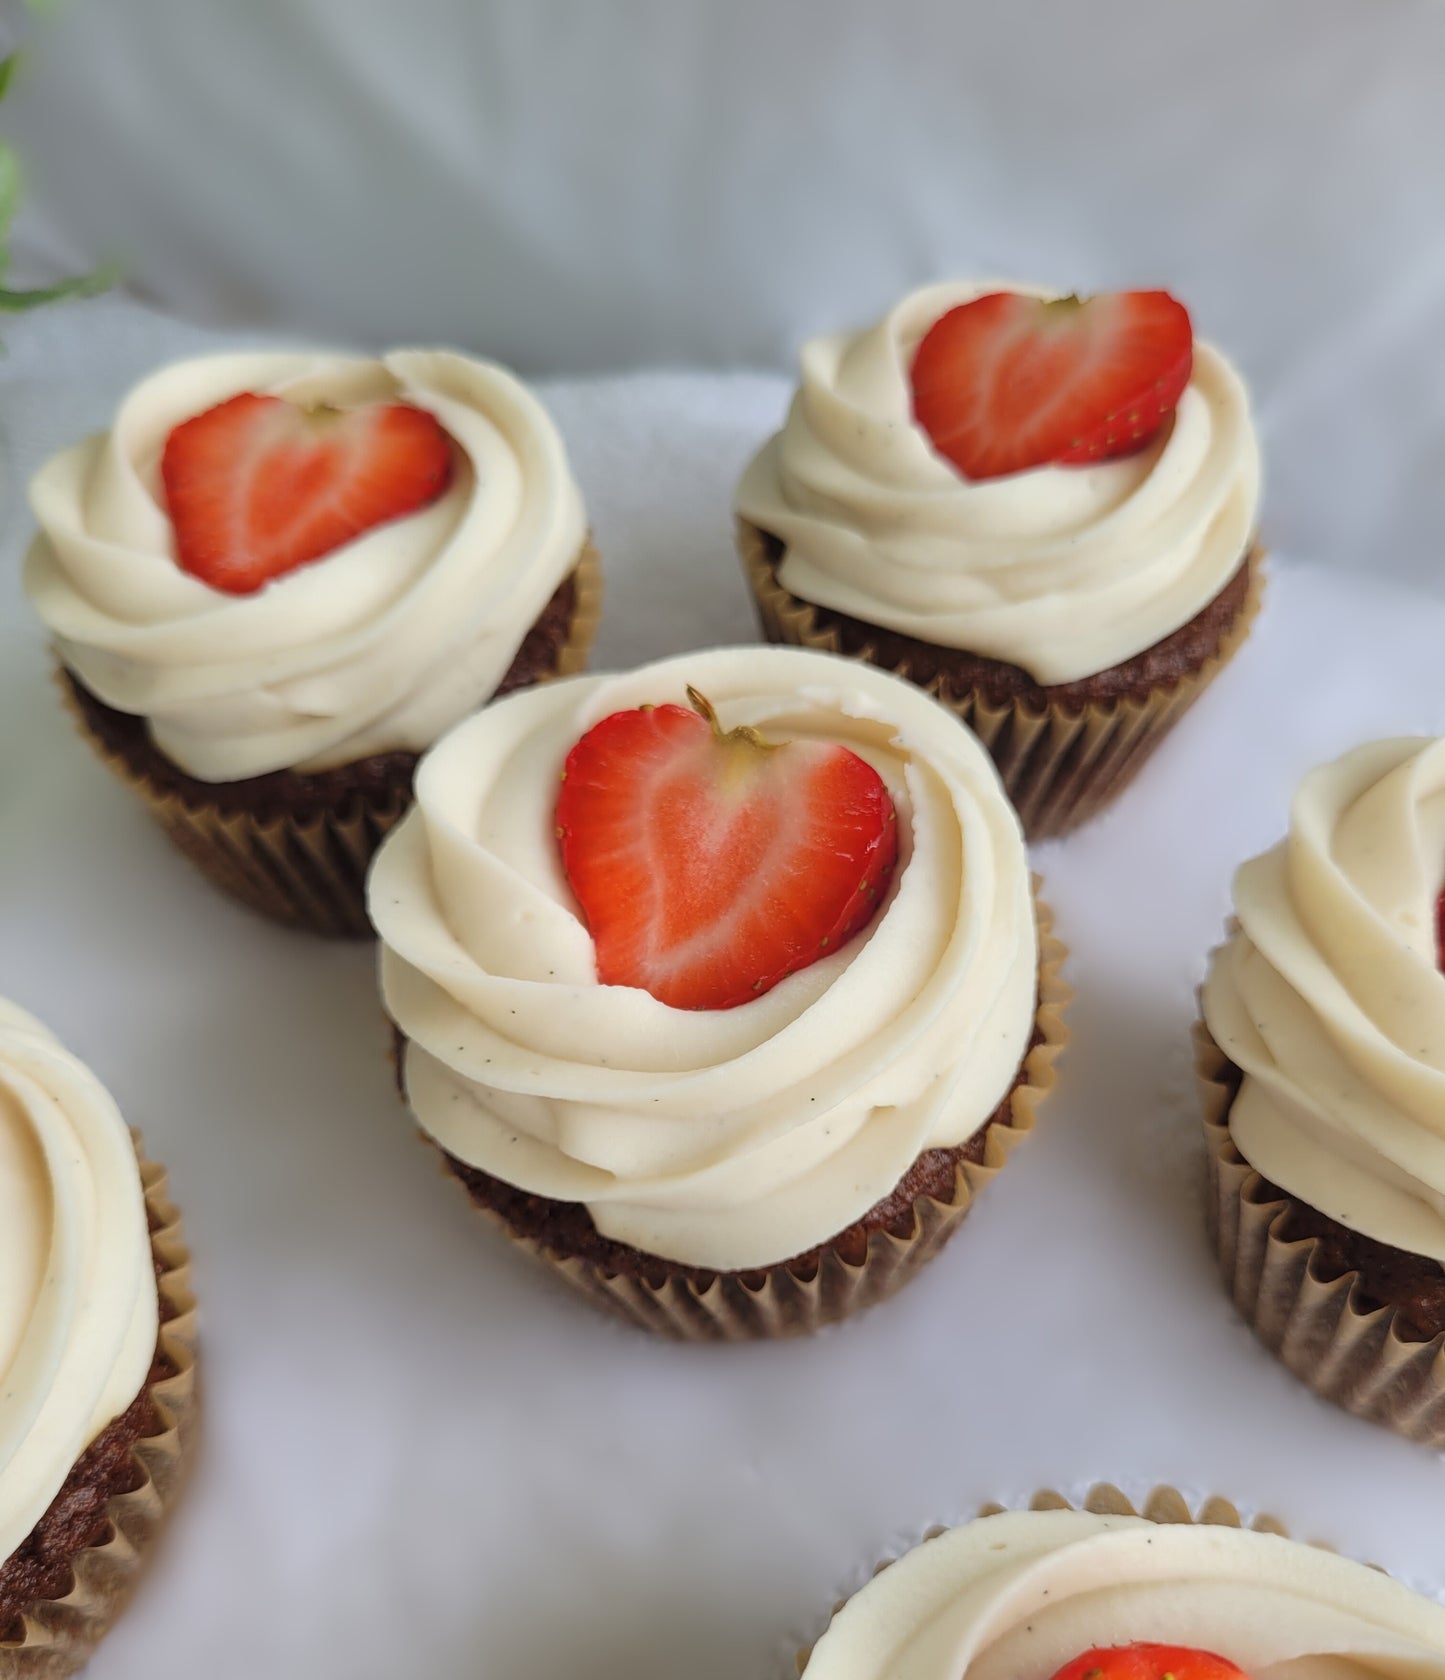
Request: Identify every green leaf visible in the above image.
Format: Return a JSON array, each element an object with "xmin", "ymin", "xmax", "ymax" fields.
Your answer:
[
  {"xmin": 0, "ymin": 142, "xmax": 22, "ymax": 244},
  {"xmin": 0, "ymin": 260, "xmax": 119, "ymax": 311},
  {"xmin": 0, "ymin": 18, "xmax": 110, "ymax": 319}
]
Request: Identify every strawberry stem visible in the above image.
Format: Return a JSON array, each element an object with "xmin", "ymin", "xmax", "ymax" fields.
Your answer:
[
  {"xmin": 685, "ymin": 686, "xmax": 777, "ymax": 752},
  {"xmin": 302, "ymin": 401, "xmax": 345, "ymax": 428}
]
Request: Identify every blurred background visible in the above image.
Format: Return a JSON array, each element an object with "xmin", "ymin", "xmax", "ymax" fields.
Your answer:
[{"xmin": 4, "ymin": 0, "xmax": 1445, "ymax": 583}]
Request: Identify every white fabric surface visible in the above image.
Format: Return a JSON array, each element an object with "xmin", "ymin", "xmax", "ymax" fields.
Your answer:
[
  {"xmin": 2, "ymin": 297, "xmax": 1445, "ymax": 1679},
  {"xmin": 8, "ymin": 1, "xmax": 1445, "ymax": 590}
]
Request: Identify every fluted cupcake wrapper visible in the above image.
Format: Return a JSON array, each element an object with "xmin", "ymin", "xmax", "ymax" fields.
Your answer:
[
  {"xmin": 2, "ymin": 1142, "xmax": 199, "ymax": 1680},
  {"xmin": 1196, "ymin": 1022, "xmax": 1445, "ymax": 1448},
  {"xmin": 738, "ymin": 520, "xmax": 1264, "ymax": 841},
  {"xmin": 797, "ymin": 1484, "xmax": 1299, "ymax": 1674},
  {"xmin": 445, "ymin": 885, "xmax": 1068, "ymax": 1343},
  {"xmin": 61, "ymin": 541, "xmax": 604, "ymax": 939}
]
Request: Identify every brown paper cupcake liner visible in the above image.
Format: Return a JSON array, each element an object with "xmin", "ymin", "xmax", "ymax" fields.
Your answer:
[
  {"xmin": 2, "ymin": 1141, "xmax": 199, "ymax": 1680},
  {"xmin": 1196, "ymin": 1022, "xmax": 1445, "ymax": 1447},
  {"xmin": 428, "ymin": 883, "xmax": 1068, "ymax": 1342},
  {"xmin": 739, "ymin": 520, "xmax": 1264, "ymax": 841},
  {"xmin": 798, "ymin": 1484, "xmax": 1300, "ymax": 1673},
  {"xmin": 62, "ymin": 541, "xmax": 603, "ymax": 939}
]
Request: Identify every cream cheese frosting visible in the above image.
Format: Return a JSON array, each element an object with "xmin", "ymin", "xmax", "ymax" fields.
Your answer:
[
  {"xmin": 802, "ymin": 1508, "xmax": 1445, "ymax": 1680},
  {"xmin": 370, "ymin": 645, "xmax": 1038, "ymax": 1272},
  {"xmin": 736, "ymin": 280, "xmax": 1261, "ymax": 685},
  {"xmin": 26, "ymin": 349, "xmax": 587, "ymax": 781},
  {"xmin": 0, "ymin": 1001, "xmax": 157, "ymax": 1565},
  {"xmin": 1202, "ymin": 737, "xmax": 1445, "ymax": 1262}
]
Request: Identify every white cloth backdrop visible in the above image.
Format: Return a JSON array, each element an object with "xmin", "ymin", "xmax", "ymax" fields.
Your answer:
[
  {"xmin": 2, "ymin": 293, "xmax": 1445, "ymax": 1680},
  {"xmin": 7, "ymin": 0, "xmax": 1445, "ymax": 585}
]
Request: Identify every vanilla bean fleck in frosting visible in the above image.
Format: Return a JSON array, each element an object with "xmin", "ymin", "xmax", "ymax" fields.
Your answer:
[
  {"xmin": 801, "ymin": 1508, "xmax": 1445, "ymax": 1680},
  {"xmin": 370, "ymin": 646, "xmax": 1038, "ymax": 1272},
  {"xmin": 1203, "ymin": 736, "xmax": 1445, "ymax": 1260},
  {"xmin": 0, "ymin": 1001, "xmax": 157, "ymax": 1564},
  {"xmin": 736, "ymin": 280, "xmax": 1261, "ymax": 684},
  {"xmin": 26, "ymin": 350, "xmax": 587, "ymax": 781}
]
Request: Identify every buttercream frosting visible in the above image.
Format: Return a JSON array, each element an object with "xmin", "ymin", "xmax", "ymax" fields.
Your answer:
[
  {"xmin": 736, "ymin": 280, "xmax": 1261, "ymax": 684},
  {"xmin": 1202, "ymin": 736, "xmax": 1445, "ymax": 1262},
  {"xmin": 0, "ymin": 1001, "xmax": 157, "ymax": 1564},
  {"xmin": 26, "ymin": 349, "xmax": 587, "ymax": 781},
  {"xmin": 802, "ymin": 1508, "xmax": 1445, "ymax": 1680},
  {"xmin": 370, "ymin": 645, "xmax": 1038, "ymax": 1272}
]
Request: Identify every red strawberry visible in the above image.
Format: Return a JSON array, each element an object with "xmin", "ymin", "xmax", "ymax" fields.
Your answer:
[
  {"xmin": 1436, "ymin": 885, "xmax": 1444, "ymax": 971},
  {"xmin": 555, "ymin": 688, "xmax": 899, "ymax": 1010},
  {"xmin": 910, "ymin": 289, "xmax": 1193, "ymax": 480},
  {"xmin": 161, "ymin": 393, "xmax": 454, "ymax": 595},
  {"xmin": 1049, "ymin": 1645, "xmax": 1250, "ymax": 1680}
]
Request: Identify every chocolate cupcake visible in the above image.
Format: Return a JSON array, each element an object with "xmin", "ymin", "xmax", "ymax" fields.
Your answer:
[
  {"xmin": 371, "ymin": 645, "xmax": 1069, "ymax": 1340},
  {"xmin": 798, "ymin": 1485, "xmax": 1445, "ymax": 1678},
  {"xmin": 27, "ymin": 349, "xmax": 601, "ymax": 936},
  {"xmin": 737, "ymin": 281, "xmax": 1263, "ymax": 839},
  {"xmin": 1199, "ymin": 735, "xmax": 1445, "ymax": 1445},
  {"xmin": 0, "ymin": 1002, "xmax": 197, "ymax": 1675}
]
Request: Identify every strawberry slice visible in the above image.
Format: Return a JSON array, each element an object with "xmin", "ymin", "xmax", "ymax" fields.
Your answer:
[
  {"xmin": 161, "ymin": 392, "xmax": 454, "ymax": 595},
  {"xmin": 910, "ymin": 289, "xmax": 1193, "ymax": 480},
  {"xmin": 555, "ymin": 688, "xmax": 899, "ymax": 1010},
  {"xmin": 1049, "ymin": 1645, "xmax": 1250, "ymax": 1680}
]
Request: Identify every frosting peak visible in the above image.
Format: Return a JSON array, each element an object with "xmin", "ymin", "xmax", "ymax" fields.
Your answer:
[
  {"xmin": 0, "ymin": 1002, "xmax": 157, "ymax": 1563},
  {"xmin": 736, "ymin": 280, "xmax": 1261, "ymax": 684},
  {"xmin": 26, "ymin": 349, "xmax": 587, "ymax": 781},
  {"xmin": 370, "ymin": 646, "xmax": 1038, "ymax": 1272},
  {"xmin": 1202, "ymin": 736, "xmax": 1445, "ymax": 1260}
]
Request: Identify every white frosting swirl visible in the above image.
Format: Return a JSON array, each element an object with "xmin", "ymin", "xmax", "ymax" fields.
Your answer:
[
  {"xmin": 0, "ymin": 1001, "xmax": 157, "ymax": 1565},
  {"xmin": 1202, "ymin": 737, "xmax": 1445, "ymax": 1261},
  {"xmin": 26, "ymin": 350, "xmax": 587, "ymax": 781},
  {"xmin": 736, "ymin": 280, "xmax": 1261, "ymax": 684},
  {"xmin": 803, "ymin": 1508, "xmax": 1445, "ymax": 1680},
  {"xmin": 370, "ymin": 646, "xmax": 1038, "ymax": 1272}
]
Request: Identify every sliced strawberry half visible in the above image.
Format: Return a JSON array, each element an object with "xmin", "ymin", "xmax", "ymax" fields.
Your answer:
[
  {"xmin": 555, "ymin": 688, "xmax": 899, "ymax": 1010},
  {"xmin": 161, "ymin": 392, "xmax": 454, "ymax": 595},
  {"xmin": 1049, "ymin": 1644, "xmax": 1250, "ymax": 1680},
  {"xmin": 910, "ymin": 289, "xmax": 1193, "ymax": 480}
]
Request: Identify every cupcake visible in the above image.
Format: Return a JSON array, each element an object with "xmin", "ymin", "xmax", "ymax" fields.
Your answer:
[
  {"xmin": 1199, "ymin": 735, "xmax": 1445, "ymax": 1445},
  {"xmin": 370, "ymin": 644, "xmax": 1069, "ymax": 1340},
  {"xmin": 737, "ymin": 282, "xmax": 1263, "ymax": 839},
  {"xmin": 0, "ymin": 1001, "xmax": 196, "ymax": 1674},
  {"xmin": 26, "ymin": 350, "xmax": 601, "ymax": 936},
  {"xmin": 799, "ymin": 1484, "xmax": 1445, "ymax": 1679}
]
